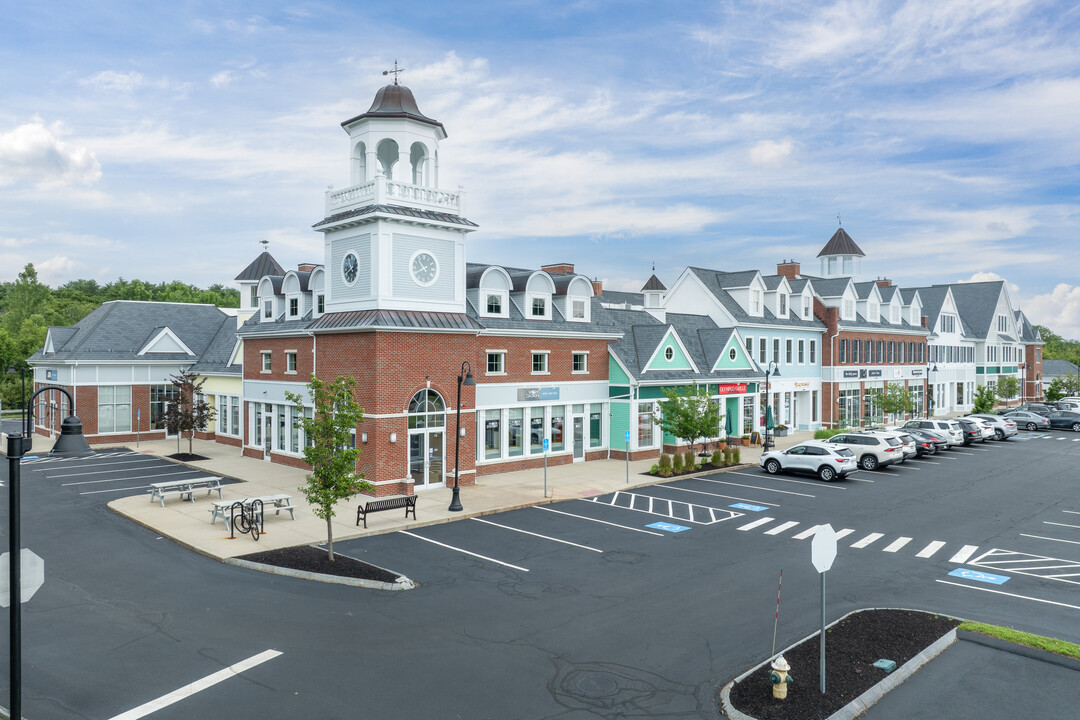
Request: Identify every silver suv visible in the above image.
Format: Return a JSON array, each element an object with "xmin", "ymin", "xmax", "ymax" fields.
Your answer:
[
  {"xmin": 826, "ymin": 432, "xmax": 904, "ymax": 470},
  {"xmin": 902, "ymin": 419, "xmax": 964, "ymax": 448}
]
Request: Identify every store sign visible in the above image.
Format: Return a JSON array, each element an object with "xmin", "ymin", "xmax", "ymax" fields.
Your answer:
[
  {"xmin": 517, "ymin": 387, "xmax": 560, "ymax": 402},
  {"xmin": 794, "ymin": 381, "xmax": 811, "ymax": 388},
  {"xmin": 911, "ymin": 369, "xmax": 923, "ymax": 376},
  {"xmin": 843, "ymin": 370, "xmax": 859, "ymax": 378},
  {"xmin": 46, "ymin": 369, "xmax": 57, "ymax": 381},
  {"xmin": 868, "ymin": 370, "xmax": 882, "ymax": 378},
  {"xmin": 715, "ymin": 383, "xmax": 747, "ymax": 394}
]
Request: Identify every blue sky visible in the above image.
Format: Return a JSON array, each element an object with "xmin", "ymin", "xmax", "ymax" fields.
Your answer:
[{"xmin": 2, "ymin": 1, "xmax": 1080, "ymax": 337}]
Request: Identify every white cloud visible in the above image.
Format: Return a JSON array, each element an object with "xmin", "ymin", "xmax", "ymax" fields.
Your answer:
[
  {"xmin": 36, "ymin": 255, "xmax": 77, "ymax": 285},
  {"xmin": 957, "ymin": 271, "xmax": 1020, "ymax": 297},
  {"xmin": 210, "ymin": 71, "xmax": 237, "ymax": 88},
  {"xmin": 1021, "ymin": 283, "xmax": 1080, "ymax": 341},
  {"xmin": 80, "ymin": 70, "xmax": 147, "ymax": 93},
  {"xmin": 749, "ymin": 139, "xmax": 794, "ymax": 166},
  {"xmin": 0, "ymin": 121, "xmax": 101, "ymax": 188}
]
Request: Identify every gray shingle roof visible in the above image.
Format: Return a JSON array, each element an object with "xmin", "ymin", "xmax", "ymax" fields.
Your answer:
[
  {"xmin": 313, "ymin": 203, "xmax": 478, "ymax": 231},
  {"xmin": 600, "ymin": 290, "xmax": 644, "ymax": 306},
  {"xmin": 307, "ymin": 309, "xmax": 482, "ymax": 332},
  {"xmin": 641, "ymin": 274, "xmax": 666, "ymax": 291},
  {"xmin": 30, "ymin": 301, "xmax": 231, "ymax": 363},
  {"xmin": 235, "ymin": 252, "xmax": 285, "ymax": 282},
  {"xmin": 688, "ymin": 268, "xmax": 826, "ymax": 331},
  {"xmin": 1044, "ymin": 358, "xmax": 1079, "ymax": 377},
  {"xmin": 941, "ymin": 281, "xmax": 1005, "ymax": 338},
  {"xmin": 714, "ymin": 270, "xmax": 760, "ymax": 289},
  {"xmin": 188, "ymin": 316, "xmax": 242, "ymax": 375},
  {"xmin": 805, "ymin": 275, "xmax": 852, "ymax": 298},
  {"xmin": 817, "ymin": 227, "xmax": 865, "ymax": 257},
  {"xmin": 467, "ymin": 296, "xmax": 619, "ymax": 335}
]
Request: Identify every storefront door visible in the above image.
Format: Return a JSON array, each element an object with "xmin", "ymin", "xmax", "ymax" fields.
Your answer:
[
  {"xmin": 263, "ymin": 412, "xmax": 273, "ymax": 460},
  {"xmin": 409, "ymin": 430, "xmax": 445, "ymax": 488},
  {"xmin": 573, "ymin": 416, "xmax": 585, "ymax": 461}
]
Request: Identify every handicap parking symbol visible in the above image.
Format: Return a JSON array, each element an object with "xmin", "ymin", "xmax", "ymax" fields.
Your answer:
[
  {"xmin": 646, "ymin": 521, "xmax": 691, "ymax": 533},
  {"xmin": 730, "ymin": 503, "xmax": 767, "ymax": 512},
  {"xmin": 948, "ymin": 568, "xmax": 1010, "ymax": 585}
]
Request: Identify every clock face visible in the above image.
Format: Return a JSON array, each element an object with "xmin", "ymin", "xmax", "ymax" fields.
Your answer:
[
  {"xmin": 410, "ymin": 251, "xmax": 439, "ymax": 286},
  {"xmin": 342, "ymin": 252, "xmax": 359, "ymax": 285}
]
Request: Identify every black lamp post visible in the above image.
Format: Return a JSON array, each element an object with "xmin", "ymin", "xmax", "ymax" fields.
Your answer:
[
  {"xmin": 926, "ymin": 363, "xmax": 938, "ymax": 417},
  {"xmin": 763, "ymin": 361, "xmax": 780, "ymax": 451},
  {"xmin": 6, "ymin": 385, "xmax": 91, "ymax": 720},
  {"xmin": 449, "ymin": 361, "xmax": 475, "ymax": 512}
]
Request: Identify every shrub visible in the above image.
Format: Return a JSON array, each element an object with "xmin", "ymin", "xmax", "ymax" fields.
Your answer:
[
  {"xmin": 672, "ymin": 452, "xmax": 685, "ymax": 473},
  {"xmin": 711, "ymin": 450, "xmax": 723, "ymax": 466},
  {"xmin": 650, "ymin": 464, "xmax": 660, "ymax": 475},
  {"xmin": 814, "ymin": 428, "xmax": 845, "ymax": 440},
  {"xmin": 658, "ymin": 453, "xmax": 672, "ymax": 471},
  {"xmin": 684, "ymin": 451, "xmax": 696, "ymax": 470},
  {"xmin": 723, "ymin": 447, "xmax": 733, "ymax": 465},
  {"xmin": 732, "ymin": 447, "xmax": 741, "ymax": 464}
]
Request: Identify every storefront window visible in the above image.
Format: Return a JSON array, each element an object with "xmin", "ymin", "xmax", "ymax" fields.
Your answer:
[
  {"xmin": 485, "ymin": 409, "xmax": 502, "ymax": 460},
  {"xmin": 218, "ymin": 396, "xmax": 228, "ymax": 434},
  {"xmin": 508, "ymin": 408, "xmax": 524, "ymax": 457},
  {"xmin": 150, "ymin": 384, "xmax": 179, "ymax": 431},
  {"xmin": 408, "ymin": 390, "xmax": 445, "ymax": 429},
  {"xmin": 277, "ymin": 405, "xmax": 287, "ymax": 451},
  {"xmin": 743, "ymin": 396, "xmax": 754, "ymax": 434},
  {"xmin": 530, "ymin": 409, "xmax": 545, "ymax": 454},
  {"xmin": 550, "ymin": 406, "xmax": 565, "ymax": 452},
  {"xmin": 637, "ymin": 402, "xmax": 654, "ymax": 446},
  {"xmin": 290, "ymin": 406, "xmax": 301, "ymax": 453},
  {"xmin": 98, "ymin": 385, "xmax": 132, "ymax": 434},
  {"xmin": 253, "ymin": 403, "xmax": 263, "ymax": 445},
  {"xmin": 590, "ymin": 403, "xmax": 603, "ymax": 447},
  {"xmin": 231, "ymin": 397, "xmax": 240, "ymax": 436}
]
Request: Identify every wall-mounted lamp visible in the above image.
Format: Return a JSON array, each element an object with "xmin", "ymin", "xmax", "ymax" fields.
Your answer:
[
  {"xmin": 389, "ymin": 432, "xmax": 397, "ymax": 443},
  {"xmin": 361, "ymin": 432, "xmax": 368, "ymax": 443}
]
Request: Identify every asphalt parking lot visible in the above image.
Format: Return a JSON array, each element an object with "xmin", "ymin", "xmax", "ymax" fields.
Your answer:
[{"xmin": 1, "ymin": 426, "xmax": 1078, "ymax": 718}]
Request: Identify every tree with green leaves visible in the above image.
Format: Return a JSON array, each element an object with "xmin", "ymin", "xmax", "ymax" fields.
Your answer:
[
  {"xmin": 1045, "ymin": 373, "xmax": 1080, "ymax": 401},
  {"xmin": 973, "ymin": 384, "xmax": 997, "ymax": 413},
  {"xmin": 286, "ymin": 375, "xmax": 373, "ymax": 562},
  {"xmin": 162, "ymin": 369, "xmax": 214, "ymax": 456},
  {"xmin": 995, "ymin": 376, "xmax": 1021, "ymax": 406},
  {"xmin": 653, "ymin": 382, "xmax": 723, "ymax": 455},
  {"xmin": 865, "ymin": 382, "xmax": 916, "ymax": 423},
  {"xmin": 1, "ymin": 264, "xmax": 50, "ymax": 334}
]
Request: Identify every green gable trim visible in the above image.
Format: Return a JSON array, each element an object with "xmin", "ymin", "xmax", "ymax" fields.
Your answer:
[
  {"xmin": 645, "ymin": 328, "xmax": 693, "ymax": 372},
  {"xmin": 609, "ymin": 385, "xmax": 631, "ymax": 399},
  {"xmin": 608, "ymin": 355, "xmax": 631, "ymax": 385},
  {"xmin": 712, "ymin": 336, "xmax": 754, "ymax": 371},
  {"xmin": 639, "ymin": 386, "xmax": 670, "ymax": 400}
]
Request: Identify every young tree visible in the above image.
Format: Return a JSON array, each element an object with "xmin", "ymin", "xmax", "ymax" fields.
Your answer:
[
  {"xmin": 286, "ymin": 375, "xmax": 373, "ymax": 562},
  {"xmin": 866, "ymin": 382, "xmax": 916, "ymax": 422},
  {"xmin": 653, "ymin": 382, "xmax": 723, "ymax": 455},
  {"xmin": 973, "ymin": 384, "xmax": 997, "ymax": 414},
  {"xmin": 995, "ymin": 376, "xmax": 1021, "ymax": 406},
  {"xmin": 162, "ymin": 369, "xmax": 214, "ymax": 455}
]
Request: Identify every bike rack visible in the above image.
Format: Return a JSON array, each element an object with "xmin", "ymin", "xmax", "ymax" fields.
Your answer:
[{"xmin": 230, "ymin": 499, "xmax": 264, "ymax": 541}]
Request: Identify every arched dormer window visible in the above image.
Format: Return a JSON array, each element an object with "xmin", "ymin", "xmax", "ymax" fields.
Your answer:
[
  {"xmin": 410, "ymin": 142, "xmax": 429, "ymax": 185},
  {"xmin": 257, "ymin": 277, "xmax": 279, "ymax": 323},
  {"xmin": 565, "ymin": 276, "xmax": 593, "ymax": 322},
  {"xmin": 377, "ymin": 138, "xmax": 399, "ymax": 179},
  {"xmin": 310, "ymin": 268, "xmax": 326, "ymax": 317},
  {"xmin": 525, "ymin": 272, "xmax": 555, "ymax": 321},
  {"xmin": 350, "ymin": 141, "xmax": 367, "ymax": 184},
  {"xmin": 479, "ymin": 267, "xmax": 511, "ymax": 318}
]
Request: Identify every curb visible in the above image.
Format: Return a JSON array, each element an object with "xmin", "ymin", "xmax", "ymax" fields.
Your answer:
[
  {"xmin": 225, "ymin": 546, "xmax": 416, "ymax": 591},
  {"xmin": 957, "ymin": 629, "xmax": 1080, "ymax": 672},
  {"xmin": 720, "ymin": 608, "xmax": 963, "ymax": 720}
]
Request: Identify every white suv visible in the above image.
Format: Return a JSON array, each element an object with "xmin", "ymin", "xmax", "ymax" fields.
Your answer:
[
  {"xmin": 760, "ymin": 440, "xmax": 857, "ymax": 482},
  {"xmin": 826, "ymin": 432, "xmax": 904, "ymax": 471},
  {"xmin": 902, "ymin": 419, "xmax": 964, "ymax": 448},
  {"xmin": 862, "ymin": 429, "xmax": 915, "ymax": 462}
]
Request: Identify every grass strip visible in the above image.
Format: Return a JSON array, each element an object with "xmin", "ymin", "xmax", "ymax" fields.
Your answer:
[{"xmin": 959, "ymin": 621, "xmax": 1080, "ymax": 659}]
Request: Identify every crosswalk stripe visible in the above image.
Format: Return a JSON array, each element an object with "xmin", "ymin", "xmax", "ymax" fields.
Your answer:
[
  {"xmin": 835, "ymin": 528, "xmax": 856, "ymax": 540},
  {"xmin": 916, "ymin": 541, "xmax": 947, "ymax": 558},
  {"xmin": 792, "ymin": 525, "xmax": 821, "ymax": 540},
  {"xmin": 738, "ymin": 517, "xmax": 775, "ymax": 531},
  {"xmin": 764, "ymin": 521, "xmax": 800, "ymax": 536},
  {"xmin": 851, "ymin": 532, "xmax": 884, "ymax": 549},
  {"xmin": 883, "ymin": 537, "xmax": 913, "ymax": 552}
]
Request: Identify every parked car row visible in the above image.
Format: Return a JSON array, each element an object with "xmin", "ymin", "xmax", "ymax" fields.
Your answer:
[
  {"xmin": 758, "ymin": 412, "xmax": 1031, "ymax": 482},
  {"xmin": 999, "ymin": 400, "xmax": 1080, "ymax": 415}
]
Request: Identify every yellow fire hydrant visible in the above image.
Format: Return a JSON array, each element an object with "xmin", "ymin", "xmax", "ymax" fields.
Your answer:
[{"xmin": 770, "ymin": 655, "xmax": 794, "ymax": 699}]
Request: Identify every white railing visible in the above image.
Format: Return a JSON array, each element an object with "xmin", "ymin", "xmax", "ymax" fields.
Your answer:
[{"xmin": 325, "ymin": 176, "xmax": 462, "ymax": 215}]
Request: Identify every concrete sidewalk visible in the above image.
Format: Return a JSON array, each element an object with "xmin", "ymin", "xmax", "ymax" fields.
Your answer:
[{"xmin": 97, "ymin": 434, "xmax": 800, "ymax": 561}]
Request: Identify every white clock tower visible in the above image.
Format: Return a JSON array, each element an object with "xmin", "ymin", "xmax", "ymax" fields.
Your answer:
[{"xmin": 315, "ymin": 76, "xmax": 477, "ymax": 315}]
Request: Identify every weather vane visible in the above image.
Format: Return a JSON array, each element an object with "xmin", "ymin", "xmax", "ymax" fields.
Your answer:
[
  {"xmin": 837, "ymin": 213, "xmax": 842, "ymax": 227},
  {"xmin": 260, "ymin": 238, "xmax": 269, "ymax": 250},
  {"xmin": 383, "ymin": 60, "xmax": 404, "ymax": 85}
]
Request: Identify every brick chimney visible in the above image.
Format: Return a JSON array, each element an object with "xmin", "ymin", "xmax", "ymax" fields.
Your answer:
[
  {"xmin": 541, "ymin": 262, "xmax": 575, "ymax": 275},
  {"xmin": 921, "ymin": 316, "xmax": 928, "ymax": 328},
  {"xmin": 777, "ymin": 260, "xmax": 800, "ymax": 280},
  {"xmin": 298, "ymin": 263, "xmax": 320, "ymax": 273},
  {"xmin": 591, "ymin": 278, "xmax": 603, "ymax": 296},
  {"xmin": 876, "ymin": 277, "xmax": 892, "ymax": 287}
]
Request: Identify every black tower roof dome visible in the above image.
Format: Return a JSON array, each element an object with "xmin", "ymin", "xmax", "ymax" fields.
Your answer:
[{"xmin": 341, "ymin": 83, "xmax": 446, "ymax": 134}]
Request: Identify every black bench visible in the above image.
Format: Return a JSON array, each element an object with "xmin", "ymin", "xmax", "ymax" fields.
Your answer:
[{"xmin": 356, "ymin": 495, "xmax": 418, "ymax": 528}]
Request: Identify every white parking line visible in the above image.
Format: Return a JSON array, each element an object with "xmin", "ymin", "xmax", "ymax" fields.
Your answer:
[
  {"xmin": 661, "ymin": 485, "xmax": 780, "ymax": 507},
  {"xmin": 400, "ymin": 531, "xmax": 529, "ymax": 572},
  {"xmin": 727, "ymin": 471, "xmax": 846, "ymax": 490},
  {"xmin": 890, "ymin": 464, "xmax": 922, "ymax": 471},
  {"xmin": 936, "ymin": 580, "xmax": 1080, "ymax": 611},
  {"xmin": 108, "ymin": 649, "xmax": 283, "ymax": 720},
  {"xmin": 913, "ymin": 459, "xmax": 941, "ymax": 465},
  {"xmin": 792, "ymin": 525, "xmax": 822, "ymax": 540},
  {"xmin": 949, "ymin": 545, "xmax": 979, "ymax": 563},
  {"xmin": 46, "ymin": 459, "xmax": 161, "ymax": 477},
  {"xmin": 470, "ymin": 518, "xmax": 602, "ymax": 552},
  {"xmin": 698, "ymin": 477, "xmax": 817, "ymax": 498},
  {"xmin": 764, "ymin": 521, "xmax": 800, "ymax": 536},
  {"xmin": 1044, "ymin": 521, "xmax": 1080, "ymax": 530},
  {"xmin": 835, "ymin": 528, "xmax": 856, "ymax": 540},
  {"xmin": 533, "ymin": 506, "xmax": 664, "ymax": 536},
  {"xmin": 80, "ymin": 485, "xmax": 156, "ymax": 496},
  {"xmin": 851, "ymin": 533, "xmax": 884, "ymax": 549},
  {"xmin": 1064, "ymin": 510, "xmax": 1080, "ymax": 515},
  {"xmin": 883, "ymin": 537, "xmax": 913, "ymax": 552},
  {"xmin": 1019, "ymin": 533, "xmax": 1080, "ymax": 546},
  {"xmin": 63, "ymin": 469, "xmax": 205, "ymax": 486},
  {"xmin": 916, "ymin": 541, "xmax": 947, "ymax": 558},
  {"xmin": 738, "ymin": 517, "xmax": 775, "ymax": 531}
]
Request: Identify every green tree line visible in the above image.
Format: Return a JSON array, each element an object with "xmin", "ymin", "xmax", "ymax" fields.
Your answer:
[
  {"xmin": 1034, "ymin": 325, "xmax": 1080, "ymax": 366},
  {"xmin": 0, "ymin": 263, "xmax": 240, "ymax": 411}
]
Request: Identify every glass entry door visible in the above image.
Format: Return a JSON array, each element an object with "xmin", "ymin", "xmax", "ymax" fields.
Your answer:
[
  {"xmin": 263, "ymin": 412, "xmax": 273, "ymax": 460},
  {"xmin": 573, "ymin": 416, "xmax": 585, "ymax": 461},
  {"xmin": 409, "ymin": 430, "xmax": 445, "ymax": 488}
]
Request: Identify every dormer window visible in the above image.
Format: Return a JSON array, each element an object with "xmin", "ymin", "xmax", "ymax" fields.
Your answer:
[
  {"xmin": 779, "ymin": 294, "xmax": 787, "ymax": 316},
  {"xmin": 316, "ymin": 294, "xmax": 325, "ymax": 315},
  {"xmin": 941, "ymin": 314, "xmax": 956, "ymax": 333},
  {"xmin": 868, "ymin": 301, "xmax": 878, "ymax": 321},
  {"xmin": 288, "ymin": 296, "xmax": 299, "ymax": 318},
  {"xmin": 891, "ymin": 306, "xmax": 900, "ymax": 323},
  {"xmin": 842, "ymin": 299, "xmax": 855, "ymax": 320},
  {"xmin": 249, "ymin": 286, "xmax": 258, "ymax": 308},
  {"xmin": 263, "ymin": 300, "xmax": 273, "ymax": 320},
  {"xmin": 750, "ymin": 289, "xmax": 762, "ymax": 314},
  {"xmin": 531, "ymin": 296, "xmax": 546, "ymax": 317},
  {"xmin": 487, "ymin": 294, "xmax": 502, "ymax": 314},
  {"xmin": 571, "ymin": 298, "xmax": 586, "ymax": 320},
  {"xmin": 803, "ymin": 296, "xmax": 812, "ymax": 319}
]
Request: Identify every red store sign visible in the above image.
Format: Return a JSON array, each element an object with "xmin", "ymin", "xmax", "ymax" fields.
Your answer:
[{"xmin": 716, "ymin": 383, "xmax": 748, "ymax": 395}]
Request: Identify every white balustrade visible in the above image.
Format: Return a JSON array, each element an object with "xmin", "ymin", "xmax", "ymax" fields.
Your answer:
[{"xmin": 325, "ymin": 176, "xmax": 461, "ymax": 215}]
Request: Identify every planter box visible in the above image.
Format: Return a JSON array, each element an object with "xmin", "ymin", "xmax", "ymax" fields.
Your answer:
[{"xmin": 774, "ymin": 429, "xmax": 789, "ymax": 437}]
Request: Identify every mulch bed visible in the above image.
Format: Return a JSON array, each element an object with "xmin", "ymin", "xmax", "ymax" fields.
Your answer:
[
  {"xmin": 238, "ymin": 545, "xmax": 400, "ymax": 584},
  {"xmin": 168, "ymin": 452, "xmax": 210, "ymax": 461},
  {"xmin": 725, "ymin": 609, "xmax": 959, "ymax": 719}
]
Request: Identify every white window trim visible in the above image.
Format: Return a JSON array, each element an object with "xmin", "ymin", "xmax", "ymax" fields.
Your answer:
[
  {"xmin": 313, "ymin": 293, "xmax": 325, "ymax": 318},
  {"xmin": 261, "ymin": 351, "xmax": 272, "ymax": 373},
  {"xmin": 568, "ymin": 297, "xmax": 590, "ymax": 323},
  {"xmin": 572, "ymin": 350, "xmax": 589, "ymax": 374},
  {"xmin": 798, "ymin": 339, "xmax": 806, "ymax": 365},
  {"xmin": 527, "ymin": 293, "xmax": 551, "ymax": 320},
  {"xmin": 750, "ymin": 289, "xmax": 762, "ymax": 315},
  {"xmin": 286, "ymin": 293, "xmax": 301, "ymax": 319},
  {"xmin": 778, "ymin": 294, "xmax": 787, "ymax": 317},
  {"xmin": 285, "ymin": 350, "xmax": 298, "ymax": 374},
  {"xmin": 261, "ymin": 298, "xmax": 274, "ymax": 322},
  {"xmin": 485, "ymin": 349, "xmax": 507, "ymax": 376},
  {"xmin": 481, "ymin": 290, "xmax": 509, "ymax": 318},
  {"xmin": 531, "ymin": 350, "xmax": 551, "ymax": 375}
]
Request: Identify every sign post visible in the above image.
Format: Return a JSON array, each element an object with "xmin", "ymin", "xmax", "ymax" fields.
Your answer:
[
  {"xmin": 542, "ymin": 438, "xmax": 550, "ymax": 497},
  {"xmin": 136, "ymin": 408, "xmax": 141, "ymax": 447},
  {"xmin": 811, "ymin": 524, "xmax": 838, "ymax": 694},
  {"xmin": 624, "ymin": 430, "xmax": 630, "ymax": 484}
]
